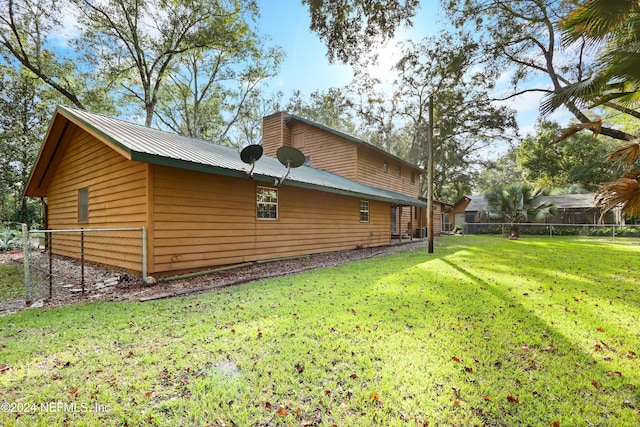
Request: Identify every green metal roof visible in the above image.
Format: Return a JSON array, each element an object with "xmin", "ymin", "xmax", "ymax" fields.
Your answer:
[{"xmin": 49, "ymin": 106, "xmax": 425, "ymax": 207}]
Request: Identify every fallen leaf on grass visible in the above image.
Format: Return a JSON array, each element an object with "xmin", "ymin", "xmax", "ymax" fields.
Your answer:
[
  {"xmin": 371, "ymin": 393, "xmax": 380, "ymax": 402},
  {"xmin": 350, "ymin": 373, "xmax": 358, "ymax": 379},
  {"xmin": 295, "ymin": 363, "xmax": 304, "ymax": 373},
  {"xmin": 550, "ymin": 421, "xmax": 560, "ymax": 427},
  {"xmin": 276, "ymin": 406, "xmax": 287, "ymax": 416},
  {"xmin": 264, "ymin": 401, "xmax": 272, "ymax": 409},
  {"xmin": 69, "ymin": 387, "xmax": 79, "ymax": 399},
  {"xmin": 144, "ymin": 391, "xmax": 152, "ymax": 398},
  {"xmin": 507, "ymin": 395, "xmax": 519, "ymax": 403},
  {"xmin": 594, "ymin": 344, "xmax": 602, "ymax": 352},
  {"xmin": 596, "ymin": 327, "xmax": 605, "ymax": 332},
  {"xmin": 482, "ymin": 395, "xmax": 492, "ymax": 401},
  {"xmin": 591, "ymin": 379, "xmax": 599, "ymax": 388},
  {"xmin": 451, "ymin": 356, "xmax": 462, "ymax": 363}
]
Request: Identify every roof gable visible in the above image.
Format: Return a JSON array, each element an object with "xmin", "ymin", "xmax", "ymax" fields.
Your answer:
[
  {"xmin": 25, "ymin": 106, "xmax": 425, "ymax": 207},
  {"xmin": 284, "ymin": 114, "xmax": 423, "ymax": 173}
]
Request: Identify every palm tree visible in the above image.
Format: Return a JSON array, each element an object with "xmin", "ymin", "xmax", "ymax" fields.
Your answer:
[
  {"xmin": 484, "ymin": 183, "xmax": 557, "ymax": 239},
  {"xmin": 541, "ymin": 0, "xmax": 640, "ymax": 115},
  {"xmin": 541, "ymin": 0, "xmax": 640, "ymax": 219}
]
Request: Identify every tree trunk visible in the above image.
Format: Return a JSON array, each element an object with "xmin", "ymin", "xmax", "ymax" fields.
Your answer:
[{"xmin": 509, "ymin": 223, "xmax": 520, "ymax": 240}]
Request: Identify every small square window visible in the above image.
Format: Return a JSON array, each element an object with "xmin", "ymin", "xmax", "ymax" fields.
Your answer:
[
  {"xmin": 78, "ymin": 187, "xmax": 89, "ymax": 223},
  {"xmin": 410, "ymin": 172, "xmax": 415, "ymax": 184},
  {"xmin": 257, "ymin": 187, "xmax": 278, "ymax": 220},
  {"xmin": 360, "ymin": 200, "xmax": 370, "ymax": 222}
]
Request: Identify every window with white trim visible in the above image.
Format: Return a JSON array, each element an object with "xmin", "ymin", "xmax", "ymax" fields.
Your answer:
[
  {"xmin": 257, "ymin": 187, "xmax": 278, "ymax": 220},
  {"xmin": 360, "ymin": 200, "xmax": 370, "ymax": 222}
]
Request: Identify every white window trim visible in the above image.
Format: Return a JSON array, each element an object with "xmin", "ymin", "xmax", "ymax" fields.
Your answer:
[
  {"xmin": 257, "ymin": 186, "xmax": 278, "ymax": 220},
  {"xmin": 360, "ymin": 200, "xmax": 370, "ymax": 223}
]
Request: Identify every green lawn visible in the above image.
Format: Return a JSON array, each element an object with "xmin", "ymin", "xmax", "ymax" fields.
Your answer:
[
  {"xmin": 0, "ymin": 263, "xmax": 23, "ymax": 302},
  {"xmin": 1, "ymin": 236, "xmax": 639, "ymax": 426}
]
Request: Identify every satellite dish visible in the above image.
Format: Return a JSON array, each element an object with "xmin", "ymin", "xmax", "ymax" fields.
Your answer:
[
  {"xmin": 239, "ymin": 144, "xmax": 263, "ymax": 177},
  {"xmin": 275, "ymin": 146, "xmax": 305, "ymax": 185}
]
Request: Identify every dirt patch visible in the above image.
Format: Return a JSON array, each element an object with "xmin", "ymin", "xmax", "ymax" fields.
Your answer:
[{"xmin": 3, "ymin": 240, "xmax": 429, "ymax": 313}]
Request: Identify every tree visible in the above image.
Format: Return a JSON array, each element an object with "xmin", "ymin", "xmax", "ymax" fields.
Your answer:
[
  {"xmin": 285, "ymin": 88, "xmax": 358, "ymax": 135},
  {"xmin": 542, "ymin": 0, "xmax": 640, "ymax": 117},
  {"xmin": 350, "ymin": 32, "xmax": 518, "ymax": 202},
  {"xmin": 517, "ymin": 121, "xmax": 621, "ymax": 191},
  {"xmin": 444, "ymin": 0, "xmax": 635, "ymax": 142},
  {"xmin": 0, "ymin": 0, "xmax": 108, "ymax": 110},
  {"xmin": 302, "ymin": 0, "xmax": 419, "ymax": 65},
  {"xmin": 484, "ymin": 182, "xmax": 557, "ymax": 239},
  {"xmin": 475, "ymin": 148, "xmax": 524, "ymax": 195},
  {"xmin": 72, "ymin": 0, "xmax": 261, "ymax": 127},
  {"xmin": 542, "ymin": 0, "xmax": 640, "ymax": 219},
  {"xmin": 154, "ymin": 42, "xmax": 283, "ymax": 144},
  {"xmin": 0, "ymin": 65, "xmax": 59, "ymax": 226}
]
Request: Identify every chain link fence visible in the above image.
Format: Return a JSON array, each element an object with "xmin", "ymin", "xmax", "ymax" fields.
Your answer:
[
  {"xmin": 0, "ymin": 226, "xmax": 146, "ymax": 312},
  {"xmin": 462, "ymin": 222, "xmax": 640, "ymax": 239}
]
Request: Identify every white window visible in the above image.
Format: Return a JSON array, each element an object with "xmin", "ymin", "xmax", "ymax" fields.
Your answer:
[
  {"xmin": 360, "ymin": 201, "xmax": 370, "ymax": 222},
  {"xmin": 257, "ymin": 187, "xmax": 278, "ymax": 220}
]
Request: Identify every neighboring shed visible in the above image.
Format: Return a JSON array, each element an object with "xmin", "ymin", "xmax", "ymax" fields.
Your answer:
[
  {"xmin": 543, "ymin": 194, "xmax": 620, "ymax": 224},
  {"xmin": 462, "ymin": 193, "xmax": 621, "ymax": 231},
  {"xmin": 452, "ymin": 196, "xmax": 471, "ymax": 230},
  {"xmin": 25, "ymin": 106, "xmax": 426, "ymax": 276}
]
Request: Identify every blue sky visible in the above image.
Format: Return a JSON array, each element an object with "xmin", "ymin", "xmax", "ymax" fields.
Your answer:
[{"xmin": 255, "ymin": 0, "xmax": 570, "ymax": 138}]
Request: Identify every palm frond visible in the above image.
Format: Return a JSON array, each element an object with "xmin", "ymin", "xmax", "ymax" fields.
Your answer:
[
  {"xmin": 596, "ymin": 170, "xmax": 640, "ymax": 219},
  {"xmin": 552, "ymin": 117, "xmax": 602, "ymax": 144},
  {"xmin": 606, "ymin": 140, "xmax": 640, "ymax": 166},
  {"xmin": 540, "ymin": 76, "xmax": 610, "ymax": 115},
  {"xmin": 563, "ymin": 0, "xmax": 637, "ymax": 44}
]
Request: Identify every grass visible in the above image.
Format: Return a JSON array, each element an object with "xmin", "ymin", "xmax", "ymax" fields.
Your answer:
[
  {"xmin": 0, "ymin": 263, "xmax": 24, "ymax": 301},
  {"xmin": 0, "ymin": 235, "xmax": 639, "ymax": 426}
]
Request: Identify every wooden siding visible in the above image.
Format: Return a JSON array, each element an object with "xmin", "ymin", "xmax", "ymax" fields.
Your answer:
[
  {"xmin": 416, "ymin": 203, "xmax": 444, "ymax": 236},
  {"xmin": 46, "ymin": 126, "xmax": 147, "ymax": 272},
  {"xmin": 261, "ymin": 114, "xmax": 422, "ymax": 198},
  {"xmin": 356, "ymin": 146, "xmax": 421, "ymax": 198},
  {"xmin": 151, "ymin": 166, "xmax": 390, "ymax": 274},
  {"xmin": 262, "ymin": 112, "xmax": 291, "ymax": 158},
  {"xmin": 286, "ymin": 121, "xmax": 358, "ymax": 180}
]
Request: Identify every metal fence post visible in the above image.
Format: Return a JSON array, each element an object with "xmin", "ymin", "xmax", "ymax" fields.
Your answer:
[
  {"xmin": 49, "ymin": 232, "xmax": 53, "ymax": 299},
  {"xmin": 142, "ymin": 226, "xmax": 147, "ymax": 279},
  {"xmin": 80, "ymin": 228, "xmax": 85, "ymax": 294},
  {"xmin": 22, "ymin": 223, "xmax": 32, "ymax": 304}
]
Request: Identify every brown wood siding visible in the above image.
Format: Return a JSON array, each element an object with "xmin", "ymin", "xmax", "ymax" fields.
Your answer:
[
  {"xmin": 286, "ymin": 122, "xmax": 358, "ymax": 180},
  {"xmin": 151, "ymin": 166, "xmax": 390, "ymax": 274},
  {"xmin": 356, "ymin": 146, "xmax": 421, "ymax": 198},
  {"xmin": 416, "ymin": 203, "xmax": 444, "ymax": 236},
  {"xmin": 262, "ymin": 112, "xmax": 291, "ymax": 158},
  {"xmin": 46, "ymin": 126, "xmax": 147, "ymax": 272}
]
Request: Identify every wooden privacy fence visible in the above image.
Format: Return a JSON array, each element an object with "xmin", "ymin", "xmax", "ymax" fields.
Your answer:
[{"xmin": 22, "ymin": 225, "xmax": 146, "ymax": 304}]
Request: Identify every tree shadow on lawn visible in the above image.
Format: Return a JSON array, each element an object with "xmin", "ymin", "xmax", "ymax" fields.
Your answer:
[
  {"xmin": 449, "ymin": 238, "xmax": 640, "ymax": 336},
  {"xmin": 435, "ymin": 254, "xmax": 639, "ymax": 425}
]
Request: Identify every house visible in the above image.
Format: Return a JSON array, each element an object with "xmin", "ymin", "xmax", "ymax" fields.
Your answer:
[
  {"xmin": 452, "ymin": 196, "xmax": 471, "ymax": 231},
  {"xmin": 25, "ymin": 106, "xmax": 429, "ymax": 276},
  {"xmin": 461, "ymin": 193, "xmax": 622, "ymax": 233}
]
